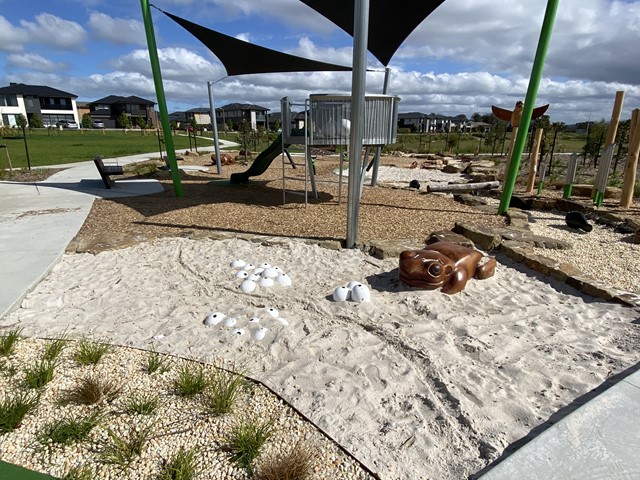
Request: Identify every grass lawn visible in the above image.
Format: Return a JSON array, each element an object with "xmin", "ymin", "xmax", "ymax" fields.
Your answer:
[{"xmin": 0, "ymin": 129, "xmax": 203, "ymax": 169}]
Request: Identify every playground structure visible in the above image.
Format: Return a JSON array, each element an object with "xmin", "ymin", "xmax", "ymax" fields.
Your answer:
[{"xmin": 229, "ymin": 94, "xmax": 400, "ymax": 206}]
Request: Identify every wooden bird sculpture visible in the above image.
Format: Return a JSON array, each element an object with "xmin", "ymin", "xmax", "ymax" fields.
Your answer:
[{"xmin": 491, "ymin": 101, "xmax": 549, "ymax": 128}]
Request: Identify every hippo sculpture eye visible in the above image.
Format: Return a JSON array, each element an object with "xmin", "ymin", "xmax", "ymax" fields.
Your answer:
[{"xmin": 428, "ymin": 263, "xmax": 442, "ymax": 277}]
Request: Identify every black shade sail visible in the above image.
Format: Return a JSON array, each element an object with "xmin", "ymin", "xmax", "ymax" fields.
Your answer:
[
  {"xmin": 162, "ymin": 11, "xmax": 351, "ymax": 76},
  {"xmin": 299, "ymin": 0, "xmax": 446, "ymax": 66}
]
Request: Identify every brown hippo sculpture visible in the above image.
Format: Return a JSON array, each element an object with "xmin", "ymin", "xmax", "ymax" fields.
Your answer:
[{"xmin": 399, "ymin": 242, "xmax": 497, "ymax": 294}]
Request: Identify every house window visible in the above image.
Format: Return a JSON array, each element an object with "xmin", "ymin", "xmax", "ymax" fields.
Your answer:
[
  {"xmin": 0, "ymin": 94, "xmax": 18, "ymax": 107},
  {"xmin": 25, "ymin": 96, "xmax": 36, "ymax": 108}
]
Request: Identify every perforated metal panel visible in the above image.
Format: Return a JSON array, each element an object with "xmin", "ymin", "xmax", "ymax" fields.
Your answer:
[{"xmin": 308, "ymin": 94, "xmax": 399, "ymax": 146}]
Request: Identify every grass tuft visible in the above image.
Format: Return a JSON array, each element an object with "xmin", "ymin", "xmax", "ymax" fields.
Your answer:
[
  {"xmin": 146, "ymin": 350, "xmax": 170, "ymax": 374},
  {"xmin": 0, "ymin": 328, "xmax": 22, "ymax": 356},
  {"xmin": 73, "ymin": 338, "xmax": 111, "ymax": 365},
  {"xmin": 203, "ymin": 367, "xmax": 248, "ymax": 416},
  {"xmin": 38, "ymin": 410, "xmax": 103, "ymax": 446},
  {"xmin": 123, "ymin": 392, "xmax": 159, "ymax": 416},
  {"xmin": 100, "ymin": 422, "xmax": 155, "ymax": 467},
  {"xmin": 0, "ymin": 391, "xmax": 39, "ymax": 434},
  {"xmin": 24, "ymin": 358, "xmax": 57, "ymax": 389},
  {"xmin": 62, "ymin": 375, "xmax": 121, "ymax": 405},
  {"xmin": 225, "ymin": 417, "xmax": 274, "ymax": 475},
  {"xmin": 157, "ymin": 447, "xmax": 200, "ymax": 480},
  {"xmin": 61, "ymin": 465, "xmax": 94, "ymax": 480},
  {"xmin": 43, "ymin": 335, "xmax": 69, "ymax": 362},
  {"xmin": 255, "ymin": 443, "xmax": 316, "ymax": 480},
  {"xmin": 174, "ymin": 364, "xmax": 209, "ymax": 397}
]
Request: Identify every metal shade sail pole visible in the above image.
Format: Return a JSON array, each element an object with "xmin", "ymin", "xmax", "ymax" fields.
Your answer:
[
  {"xmin": 346, "ymin": 0, "xmax": 370, "ymax": 248},
  {"xmin": 498, "ymin": 0, "xmax": 559, "ymax": 214},
  {"xmin": 207, "ymin": 81, "xmax": 222, "ymax": 174},
  {"xmin": 141, "ymin": 0, "xmax": 183, "ymax": 197},
  {"xmin": 370, "ymin": 66, "xmax": 391, "ymax": 186}
]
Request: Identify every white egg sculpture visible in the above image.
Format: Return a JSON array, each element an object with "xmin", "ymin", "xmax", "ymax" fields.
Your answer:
[
  {"xmin": 252, "ymin": 267, "xmax": 265, "ymax": 276},
  {"xmin": 333, "ymin": 286, "xmax": 350, "ymax": 302},
  {"xmin": 223, "ymin": 317, "xmax": 237, "ymax": 327},
  {"xmin": 254, "ymin": 327, "xmax": 268, "ymax": 341},
  {"xmin": 347, "ymin": 280, "xmax": 360, "ymax": 290},
  {"xmin": 230, "ymin": 259, "xmax": 246, "ymax": 268},
  {"xmin": 259, "ymin": 262, "xmax": 271, "ymax": 269},
  {"xmin": 275, "ymin": 273, "xmax": 292, "ymax": 286},
  {"xmin": 236, "ymin": 270, "xmax": 249, "ymax": 279},
  {"xmin": 265, "ymin": 307, "xmax": 279, "ymax": 318},
  {"xmin": 203, "ymin": 312, "xmax": 225, "ymax": 326},
  {"xmin": 249, "ymin": 317, "xmax": 260, "ymax": 323},
  {"xmin": 276, "ymin": 317, "xmax": 289, "ymax": 326},
  {"xmin": 351, "ymin": 284, "xmax": 371, "ymax": 303},
  {"xmin": 262, "ymin": 267, "xmax": 279, "ymax": 278},
  {"xmin": 259, "ymin": 277, "xmax": 275, "ymax": 288},
  {"xmin": 274, "ymin": 266, "xmax": 283, "ymax": 272},
  {"xmin": 242, "ymin": 263, "xmax": 255, "ymax": 271},
  {"xmin": 232, "ymin": 328, "xmax": 245, "ymax": 336},
  {"xmin": 239, "ymin": 280, "xmax": 257, "ymax": 293},
  {"xmin": 248, "ymin": 274, "xmax": 261, "ymax": 282}
]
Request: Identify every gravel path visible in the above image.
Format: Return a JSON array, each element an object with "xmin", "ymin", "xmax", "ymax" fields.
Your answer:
[{"xmin": 527, "ymin": 210, "xmax": 640, "ymax": 294}]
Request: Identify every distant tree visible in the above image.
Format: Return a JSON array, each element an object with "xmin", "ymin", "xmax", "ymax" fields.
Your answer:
[
  {"xmin": 81, "ymin": 113, "xmax": 91, "ymax": 129},
  {"xmin": 117, "ymin": 112, "xmax": 131, "ymax": 129},
  {"xmin": 471, "ymin": 112, "xmax": 482, "ymax": 122},
  {"xmin": 238, "ymin": 120, "xmax": 252, "ymax": 158},
  {"xmin": 16, "ymin": 114, "xmax": 28, "ymax": 129},
  {"xmin": 582, "ymin": 119, "xmax": 608, "ymax": 165},
  {"xmin": 29, "ymin": 113, "xmax": 43, "ymax": 128},
  {"xmin": 189, "ymin": 117, "xmax": 197, "ymax": 131},
  {"xmin": 271, "ymin": 120, "xmax": 281, "ymax": 132},
  {"xmin": 226, "ymin": 119, "xmax": 234, "ymax": 131},
  {"xmin": 137, "ymin": 116, "xmax": 146, "ymax": 129}
]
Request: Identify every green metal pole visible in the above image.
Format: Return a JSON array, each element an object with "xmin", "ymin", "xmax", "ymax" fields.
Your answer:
[
  {"xmin": 140, "ymin": 0, "xmax": 183, "ymax": 197},
  {"xmin": 498, "ymin": 0, "xmax": 559, "ymax": 214}
]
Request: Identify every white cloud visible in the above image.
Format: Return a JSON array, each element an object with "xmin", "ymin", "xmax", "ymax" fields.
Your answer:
[
  {"xmin": 287, "ymin": 37, "xmax": 353, "ymax": 68},
  {"xmin": 20, "ymin": 13, "xmax": 87, "ymax": 50},
  {"xmin": 234, "ymin": 32, "xmax": 251, "ymax": 42},
  {"xmin": 87, "ymin": 12, "xmax": 147, "ymax": 46},
  {"xmin": 110, "ymin": 47, "xmax": 225, "ymax": 83},
  {"xmin": 6, "ymin": 53, "xmax": 66, "ymax": 72},
  {"xmin": 0, "ymin": 16, "xmax": 29, "ymax": 52}
]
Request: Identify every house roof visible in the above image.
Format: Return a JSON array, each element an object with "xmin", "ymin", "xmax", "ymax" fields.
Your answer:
[
  {"xmin": 219, "ymin": 103, "xmax": 269, "ymax": 112},
  {"xmin": 0, "ymin": 83, "xmax": 77, "ymax": 98},
  {"xmin": 90, "ymin": 95, "xmax": 155, "ymax": 105},
  {"xmin": 398, "ymin": 112, "xmax": 428, "ymax": 119},
  {"xmin": 186, "ymin": 107, "xmax": 211, "ymax": 113}
]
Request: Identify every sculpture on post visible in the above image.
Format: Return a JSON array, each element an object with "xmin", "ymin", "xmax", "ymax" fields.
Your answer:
[{"xmin": 399, "ymin": 242, "xmax": 497, "ymax": 295}]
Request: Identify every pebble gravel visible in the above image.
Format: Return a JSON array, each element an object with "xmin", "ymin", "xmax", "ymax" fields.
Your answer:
[{"xmin": 0, "ymin": 338, "xmax": 374, "ymax": 480}]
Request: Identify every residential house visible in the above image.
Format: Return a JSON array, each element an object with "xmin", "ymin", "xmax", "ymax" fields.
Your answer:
[
  {"xmin": 88, "ymin": 95, "xmax": 157, "ymax": 128},
  {"xmin": 0, "ymin": 82, "xmax": 79, "ymax": 127},
  {"xmin": 216, "ymin": 103, "xmax": 269, "ymax": 131},
  {"xmin": 398, "ymin": 112, "xmax": 429, "ymax": 132}
]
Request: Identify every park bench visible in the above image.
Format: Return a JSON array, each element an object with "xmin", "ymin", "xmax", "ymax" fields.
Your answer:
[{"xmin": 93, "ymin": 155, "xmax": 124, "ymax": 189}]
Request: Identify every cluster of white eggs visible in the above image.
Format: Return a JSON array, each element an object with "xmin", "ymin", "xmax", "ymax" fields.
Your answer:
[
  {"xmin": 230, "ymin": 259, "xmax": 292, "ymax": 294},
  {"xmin": 203, "ymin": 306, "xmax": 287, "ymax": 341},
  {"xmin": 332, "ymin": 280, "xmax": 371, "ymax": 303}
]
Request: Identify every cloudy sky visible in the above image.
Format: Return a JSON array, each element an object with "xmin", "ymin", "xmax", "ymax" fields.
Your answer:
[{"xmin": 1, "ymin": 0, "xmax": 639, "ymax": 124}]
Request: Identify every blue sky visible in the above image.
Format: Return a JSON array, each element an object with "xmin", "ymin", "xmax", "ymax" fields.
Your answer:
[{"xmin": 1, "ymin": 0, "xmax": 639, "ymax": 124}]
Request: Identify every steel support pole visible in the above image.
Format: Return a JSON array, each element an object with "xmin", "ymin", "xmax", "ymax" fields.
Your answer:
[
  {"xmin": 498, "ymin": 0, "xmax": 559, "ymax": 214},
  {"xmin": 207, "ymin": 81, "xmax": 222, "ymax": 174},
  {"xmin": 370, "ymin": 66, "xmax": 391, "ymax": 186},
  {"xmin": 346, "ymin": 0, "xmax": 370, "ymax": 248},
  {"xmin": 141, "ymin": 0, "xmax": 183, "ymax": 197}
]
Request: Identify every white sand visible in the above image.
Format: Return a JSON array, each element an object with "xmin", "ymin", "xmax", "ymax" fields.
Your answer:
[{"xmin": 5, "ymin": 237, "xmax": 640, "ymax": 479}]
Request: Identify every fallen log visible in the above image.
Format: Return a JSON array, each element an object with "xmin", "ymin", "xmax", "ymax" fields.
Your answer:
[{"xmin": 427, "ymin": 181, "xmax": 500, "ymax": 193}]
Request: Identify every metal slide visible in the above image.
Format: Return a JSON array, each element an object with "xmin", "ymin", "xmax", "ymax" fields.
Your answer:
[{"xmin": 229, "ymin": 133, "xmax": 287, "ymax": 184}]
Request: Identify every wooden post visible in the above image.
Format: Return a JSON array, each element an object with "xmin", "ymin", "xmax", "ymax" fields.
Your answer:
[
  {"xmin": 620, "ymin": 109, "xmax": 640, "ymax": 208},
  {"xmin": 500, "ymin": 126, "xmax": 518, "ymax": 182},
  {"xmin": 593, "ymin": 90, "xmax": 625, "ymax": 197},
  {"xmin": 525, "ymin": 127, "xmax": 544, "ymax": 193}
]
